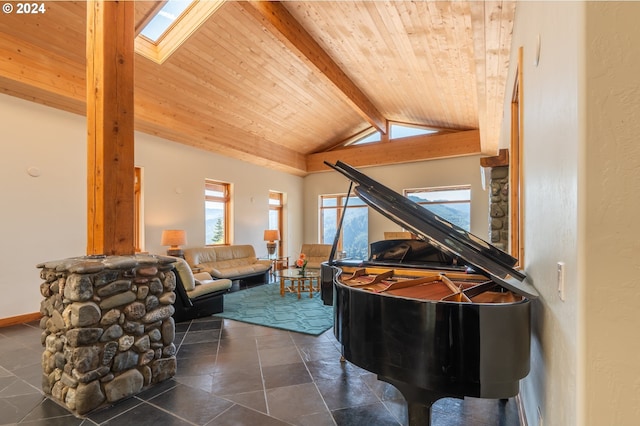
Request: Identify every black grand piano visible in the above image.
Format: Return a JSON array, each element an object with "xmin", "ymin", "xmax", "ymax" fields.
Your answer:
[{"xmin": 320, "ymin": 161, "xmax": 538, "ymax": 425}]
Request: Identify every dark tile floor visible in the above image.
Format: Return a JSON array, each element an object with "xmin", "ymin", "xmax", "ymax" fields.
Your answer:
[{"xmin": 0, "ymin": 313, "xmax": 521, "ymax": 425}]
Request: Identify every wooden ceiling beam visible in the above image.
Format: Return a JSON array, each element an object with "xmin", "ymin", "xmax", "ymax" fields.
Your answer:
[
  {"xmin": 306, "ymin": 130, "xmax": 482, "ymax": 173},
  {"xmin": 239, "ymin": 0, "xmax": 388, "ymax": 134}
]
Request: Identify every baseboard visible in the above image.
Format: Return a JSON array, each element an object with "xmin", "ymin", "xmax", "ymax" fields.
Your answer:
[
  {"xmin": 0, "ymin": 312, "xmax": 42, "ymax": 328},
  {"xmin": 516, "ymin": 393, "xmax": 528, "ymax": 426}
]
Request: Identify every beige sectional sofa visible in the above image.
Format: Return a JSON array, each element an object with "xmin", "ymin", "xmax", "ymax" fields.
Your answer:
[{"xmin": 184, "ymin": 245, "xmax": 271, "ymax": 281}]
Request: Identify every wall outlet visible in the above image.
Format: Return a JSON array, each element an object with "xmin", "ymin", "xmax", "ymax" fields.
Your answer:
[{"xmin": 557, "ymin": 262, "xmax": 565, "ymax": 301}]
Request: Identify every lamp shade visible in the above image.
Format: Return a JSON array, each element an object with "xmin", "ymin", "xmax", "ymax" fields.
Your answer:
[
  {"xmin": 161, "ymin": 229, "xmax": 187, "ymax": 248},
  {"xmin": 263, "ymin": 229, "xmax": 280, "ymax": 242}
]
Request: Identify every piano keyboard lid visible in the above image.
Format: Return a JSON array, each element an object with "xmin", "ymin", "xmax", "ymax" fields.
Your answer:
[{"xmin": 326, "ymin": 161, "xmax": 539, "ymax": 299}]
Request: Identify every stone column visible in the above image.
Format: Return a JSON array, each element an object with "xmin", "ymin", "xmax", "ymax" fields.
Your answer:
[
  {"xmin": 489, "ymin": 166, "xmax": 509, "ymax": 251},
  {"xmin": 37, "ymin": 254, "xmax": 178, "ymax": 415}
]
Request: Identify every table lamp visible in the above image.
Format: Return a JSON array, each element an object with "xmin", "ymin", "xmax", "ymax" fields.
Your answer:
[
  {"xmin": 161, "ymin": 229, "xmax": 187, "ymax": 257},
  {"xmin": 263, "ymin": 229, "xmax": 280, "ymax": 258}
]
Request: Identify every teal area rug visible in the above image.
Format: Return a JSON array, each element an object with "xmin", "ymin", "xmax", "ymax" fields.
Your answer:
[{"xmin": 215, "ymin": 283, "xmax": 334, "ymax": 336}]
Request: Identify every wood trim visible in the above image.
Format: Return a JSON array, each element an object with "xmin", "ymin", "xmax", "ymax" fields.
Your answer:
[
  {"xmin": 510, "ymin": 47, "xmax": 524, "ymax": 263},
  {"xmin": 86, "ymin": 0, "xmax": 136, "ymax": 255},
  {"xmin": 240, "ymin": 0, "xmax": 387, "ymax": 133},
  {"xmin": 306, "ymin": 130, "xmax": 481, "ymax": 172},
  {"xmin": 0, "ymin": 312, "xmax": 41, "ymax": 328},
  {"xmin": 480, "ymin": 148, "xmax": 509, "ymax": 168}
]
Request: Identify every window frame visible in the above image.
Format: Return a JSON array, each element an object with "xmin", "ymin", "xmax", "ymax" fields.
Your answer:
[
  {"xmin": 268, "ymin": 191, "xmax": 284, "ymax": 257},
  {"xmin": 319, "ymin": 193, "xmax": 368, "ymax": 258},
  {"xmin": 205, "ymin": 179, "xmax": 231, "ymax": 246},
  {"xmin": 403, "ymin": 185, "xmax": 472, "ymax": 231}
]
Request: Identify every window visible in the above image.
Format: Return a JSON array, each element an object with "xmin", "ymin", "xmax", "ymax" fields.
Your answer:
[
  {"xmin": 269, "ymin": 191, "xmax": 284, "ymax": 257},
  {"xmin": 134, "ymin": 167, "xmax": 143, "ymax": 252},
  {"xmin": 347, "ymin": 122, "xmax": 439, "ymax": 146},
  {"xmin": 353, "ymin": 131, "xmax": 381, "ymax": 145},
  {"xmin": 205, "ymin": 179, "xmax": 230, "ymax": 245},
  {"xmin": 139, "ymin": 0, "xmax": 195, "ymax": 43},
  {"xmin": 390, "ymin": 123, "xmax": 438, "ymax": 139},
  {"xmin": 320, "ymin": 194, "xmax": 368, "ymax": 260},
  {"xmin": 404, "ymin": 186, "xmax": 471, "ymax": 231}
]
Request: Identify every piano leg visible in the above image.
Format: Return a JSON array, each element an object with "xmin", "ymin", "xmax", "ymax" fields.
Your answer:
[{"xmin": 379, "ymin": 376, "xmax": 449, "ymax": 426}]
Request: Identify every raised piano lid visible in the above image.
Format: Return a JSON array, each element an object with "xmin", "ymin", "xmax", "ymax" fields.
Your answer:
[{"xmin": 325, "ymin": 160, "xmax": 539, "ymax": 299}]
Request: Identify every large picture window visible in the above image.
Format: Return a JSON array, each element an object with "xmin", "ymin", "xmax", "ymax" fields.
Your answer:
[
  {"xmin": 404, "ymin": 186, "xmax": 471, "ymax": 231},
  {"xmin": 205, "ymin": 179, "xmax": 230, "ymax": 245},
  {"xmin": 320, "ymin": 194, "xmax": 368, "ymax": 260}
]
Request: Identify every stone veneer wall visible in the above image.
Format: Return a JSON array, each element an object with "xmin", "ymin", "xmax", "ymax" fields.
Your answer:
[
  {"xmin": 37, "ymin": 254, "xmax": 178, "ymax": 416},
  {"xmin": 489, "ymin": 166, "xmax": 509, "ymax": 251}
]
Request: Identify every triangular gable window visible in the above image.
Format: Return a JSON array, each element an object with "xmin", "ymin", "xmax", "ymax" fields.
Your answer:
[
  {"xmin": 353, "ymin": 131, "xmax": 381, "ymax": 145},
  {"xmin": 390, "ymin": 123, "xmax": 438, "ymax": 139},
  {"xmin": 349, "ymin": 123, "xmax": 438, "ymax": 146}
]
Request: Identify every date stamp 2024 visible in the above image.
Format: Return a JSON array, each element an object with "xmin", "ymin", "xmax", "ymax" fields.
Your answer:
[{"xmin": 3, "ymin": 2, "xmax": 47, "ymax": 15}]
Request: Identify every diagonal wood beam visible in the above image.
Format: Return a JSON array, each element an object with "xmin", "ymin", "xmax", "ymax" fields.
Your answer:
[{"xmin": 239, "ymin": 0, "xmax": 387, "ymax": 134}]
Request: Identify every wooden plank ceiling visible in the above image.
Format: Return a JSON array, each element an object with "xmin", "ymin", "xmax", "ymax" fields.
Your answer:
[{"xmin": 0, "ymin": 1, "xmax": 515, "ymax": 176}]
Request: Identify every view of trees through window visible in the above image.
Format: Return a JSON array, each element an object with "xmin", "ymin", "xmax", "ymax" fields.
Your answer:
[
  {"xmin": 320, "ymin": 195, "xmax": 369, "ymax": 260},
  {"xmin": 404, "ymin": 186, "xmax": 471, "ymax": 231},
  {"xmin": 205, "ymin": 179, "xmax": 230, "ymax": 245}
]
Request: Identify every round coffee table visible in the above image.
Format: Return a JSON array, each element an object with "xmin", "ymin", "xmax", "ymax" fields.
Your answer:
[{"xmin": 277, "ymin": 268, "xmax": 320, "ymax": 299}]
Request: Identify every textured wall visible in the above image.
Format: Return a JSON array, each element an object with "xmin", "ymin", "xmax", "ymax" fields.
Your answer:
[{"xmin": 583, "ymin": 2, "xmax": 640, "ymax": 424}]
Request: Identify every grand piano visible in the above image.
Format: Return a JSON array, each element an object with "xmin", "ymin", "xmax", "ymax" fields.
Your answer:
[{"xmin": 320, "ymin": 161, "xmax": 538, "ymax": 425}]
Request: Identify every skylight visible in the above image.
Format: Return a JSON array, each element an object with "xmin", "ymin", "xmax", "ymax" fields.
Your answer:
[
  {"xmin": 135, "ymin": 0, "xmax": 225, "ymax": 64},
  {"xmin": 140, "ymin": 0, "xmax": 195, "ymax": 43}
]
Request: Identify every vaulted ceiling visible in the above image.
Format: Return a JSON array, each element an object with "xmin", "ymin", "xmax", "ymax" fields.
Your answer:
[{"xmin": 0, "ymin": 1, "xmax": 516, "ymax": 176}]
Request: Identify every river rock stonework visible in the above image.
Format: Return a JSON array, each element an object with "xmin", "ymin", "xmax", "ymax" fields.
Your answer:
[
  {"xmin": 489, "ymin": 166, "xmax": 509, "ymax": 251},
  {"xmin": 37, "ymin": 254, "xmax": 177, "ymax": 416}
]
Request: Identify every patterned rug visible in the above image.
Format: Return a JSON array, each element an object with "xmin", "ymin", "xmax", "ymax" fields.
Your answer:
[{"xmin": 214, "ymin": 283, "xmax": 334, "ymax": 335}]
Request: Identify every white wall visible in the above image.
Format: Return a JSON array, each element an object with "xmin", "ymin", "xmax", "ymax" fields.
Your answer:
[
  {"xmin": 135, "ymin": 131, "xmax": 304, "ymax": 258},
  {"xmin": 506, "ymin": 2, "xmax": 640, "ymax": 425},
  {"xmin": 583, "ymin": 2, "xmax": 640, "ymax": 424},
  {"xmin": 303, "ymin": 157, "xmax": 489, "ymax": 248},
  {"xmin": 0, "ymin": 94, "xmax": 304, "ymax": 319},
  {"xmin": 506, "ymin": 3, "xmax": 582, "ymax": 425}
]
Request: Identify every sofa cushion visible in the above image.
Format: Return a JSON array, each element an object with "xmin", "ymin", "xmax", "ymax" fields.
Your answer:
[
  {"xmin": 173, "ymin": 257, "xmax": 196, "ymax": 291},
  {"xmin": 207, "ymin": 262, "xmax": 270, "ymax": 279},
  {"xmin": 188, "ymin": 278, "xmax": 232, "ymax": 299}
]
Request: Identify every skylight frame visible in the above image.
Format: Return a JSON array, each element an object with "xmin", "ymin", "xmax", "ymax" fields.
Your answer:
[
  {"xmin": 135, "ymin": 0, "xmax": 226, "ymax": 65},
  {"xmin": 139, "ymin": 0, "xmax": 197, "ymax": 45}
]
